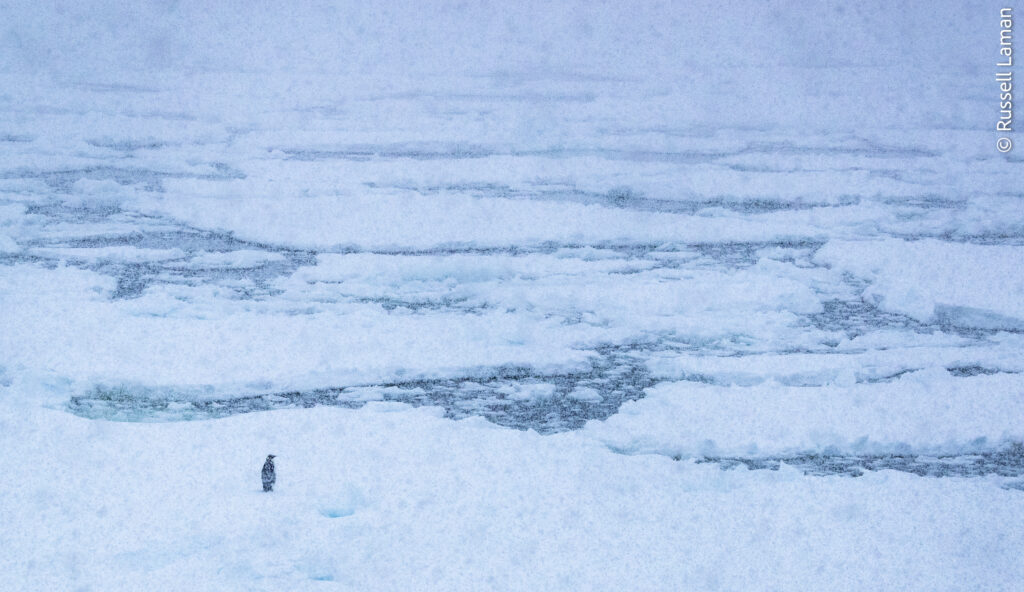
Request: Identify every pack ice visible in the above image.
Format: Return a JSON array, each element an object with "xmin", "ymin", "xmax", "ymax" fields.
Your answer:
[{"xmin": 0, "ymin": 1, "xmax": 1022, "ymax": 590}]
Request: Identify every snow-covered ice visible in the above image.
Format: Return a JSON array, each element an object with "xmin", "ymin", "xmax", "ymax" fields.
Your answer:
[
  {"xmin": 1, "ymin": 0, "xmax": 1022, "ymax": 590},
  {"xmin": 815, "ymin": 239, "xmax": 1024, "ymax": 329},
  {"xmin": 4, "ymin": 401, "xmax": 1023, "ymax": 591}
]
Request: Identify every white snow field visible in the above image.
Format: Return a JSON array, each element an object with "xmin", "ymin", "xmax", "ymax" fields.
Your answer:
[
  {"xmin": 1, "ymin": 0, "xmax": 1023, "ymax": 590},
  {"xmin": 2, "ymin": 400, "xmax": 1023, "ymax": 591}
]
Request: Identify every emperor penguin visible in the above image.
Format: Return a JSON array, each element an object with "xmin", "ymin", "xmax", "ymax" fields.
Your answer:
[{"xmin": 262, "ymin": 454, "xmax": 276, "ymax": 492}]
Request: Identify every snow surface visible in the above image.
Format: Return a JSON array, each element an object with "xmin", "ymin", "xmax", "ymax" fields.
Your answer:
[
  {"xmin": 1, "ymin": 0, "xmax": 1023, "ymax": 590},
  {"xmin": 586, "ymin": 370, "xmax": 1024, "ymax": 458},
  {"xmin": 815, "ymin": 239, "xmax": 1024, "ymax": 329},
  {"xmin": 3, "ymin": 400, "xmax": 1023, "ymax": 591}
]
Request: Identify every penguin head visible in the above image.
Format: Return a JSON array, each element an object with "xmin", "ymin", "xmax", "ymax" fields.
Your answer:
[{"xmin": 267, "ymin": 454, "xmax": 276, "ymax": 459}]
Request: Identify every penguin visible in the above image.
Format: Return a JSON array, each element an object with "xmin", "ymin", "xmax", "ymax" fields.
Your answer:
[{"xmin": 262, "ymin": 454, "xmax": 276, "ymax": 492}]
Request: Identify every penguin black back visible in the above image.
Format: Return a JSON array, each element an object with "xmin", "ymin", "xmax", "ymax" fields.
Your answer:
[{"xmin": 262, "ymin": 454, "xmax": 276, "ymax": 492}]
